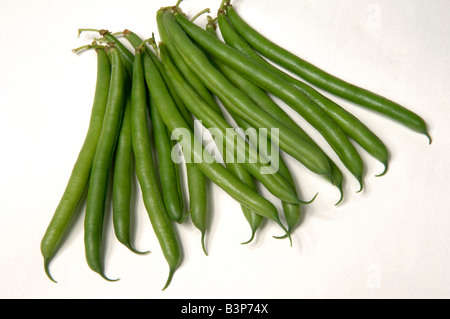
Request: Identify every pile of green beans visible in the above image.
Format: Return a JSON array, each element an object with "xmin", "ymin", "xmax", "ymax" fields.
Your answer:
[{"xmin": 40, "ymin": 0, "xmax": 431, "ymax": 290}]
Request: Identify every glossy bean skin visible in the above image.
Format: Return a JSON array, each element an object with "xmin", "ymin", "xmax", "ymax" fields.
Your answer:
[
  {"xmin": 157, "ymin": 14, "xmax": 263, "ymax": 241},
  {"xmin": 158, "ymin": 42, "xmax": 264, "ymax": 243},
  {"xmin": 139, "ymin": 34, "xmax": 289, "ymax": 237},
  {"xmin": 159, "ymin": 42, "xmax": 301, "ymax": 205},
  {"xmin": 157, "ymin": 17, "xmax": 265, "ymax": 242},
  {"xmin": 150, "ymin": 90, "xmax": 186, "ymax": 223},
  {"xmin": 41, "ymin": 48, "xmax": 111, "ymax": 282},
  {"xmin": 122, "ymin": 31, "xmax": 186, "ymax": 224},
  {"xmin": 224, "ymin": 4, "xmax": 431, "ymax": 143},
  {"xmin": 164, "ymin": 11, "xmax": 335, "ymax": 185},
  {"xmin": 205, "ymin": 21, "xmax": 304, "ymax": 236},
  {"xmin": 217, "ymin": 10, "xmax": 389, "ymax": 177},
  {"xmin": 96, "ymin": 32, "xmax": 147, "ymax": 252},
  {"xmin": 213, "ymin": 53, "xmax": 344, "ymax": 203},
  {"xmin": 156, "ymin": 10, "xmax": 218, "ymax": 110},
  {"xmin": 112, "ymin": 83, "xmax": 149, "ymax": 255},
  {"xmin": 170, "ymin": 11, "xmax": 365, "ymax": 190},
  {"xmin": 84, "ymin": 46, "xmax": 125, "ymax": 281},
  {"xmin": 124, "ymin": 30, "xmax": 210, "ymax": 250},
  {"xmin": 217, "ymin": 12, "xmax": 390, "ymax": 195},
  {"xmin": 131, "ymin": 48, "xmax": 181, "ymax": 290},
  {"xmin": 100, "ymin": 30, "xmax": 134, "ymax": 76},
  {"xmin": 124, "ymin": 31, "xmax": 209, "ymax": 251}
]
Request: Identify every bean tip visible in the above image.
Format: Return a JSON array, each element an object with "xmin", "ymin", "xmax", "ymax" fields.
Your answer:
[
  {"xmin": 162, "ymin": 266, "xmax": 177, "ymax": 291},
  {"xmin": 201, "ymin": 232, "xmax": 208, "ymax": 256},
  {"xmin": 44, "ymin": 259, "xmax": 58, "ymax": 283},
  {"xmin": 241, "ymin": 230, "xmax": 256, "ymax": 245},
  {"xmin": 375, "ymin": 162, "xmax": 389, "ymax": 178}
]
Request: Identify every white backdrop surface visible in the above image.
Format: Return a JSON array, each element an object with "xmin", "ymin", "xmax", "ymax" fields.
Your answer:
[{"xmin": 1, "ymin": 0, "xmax": 449, "ymax": 299}]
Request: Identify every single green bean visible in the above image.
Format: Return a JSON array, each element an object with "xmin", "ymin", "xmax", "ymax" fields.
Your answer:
[
  {"xmin": 131, "ymin": 47, "xmax": 181, "ymax": 290},
  {"xmin": 112, "ymin": 83, "xmax": 148, "ymax": 255},
  {"xmin": 41, "ymin": 47, "xmax": 111, "ymax": 282},
  {"xmin": 84, "ymin": 46, "xmax": 125, "ymax": 281}
]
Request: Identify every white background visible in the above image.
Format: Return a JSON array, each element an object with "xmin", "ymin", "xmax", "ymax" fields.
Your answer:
[{"xmin": 1, "ymin": 0, "xmax": 449, "ymax": 299}]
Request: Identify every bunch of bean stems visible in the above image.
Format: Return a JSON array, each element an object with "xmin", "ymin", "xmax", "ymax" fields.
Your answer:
[{"xmin": 40, "ymin": 0, "xmax": 431, "ymax": 290}]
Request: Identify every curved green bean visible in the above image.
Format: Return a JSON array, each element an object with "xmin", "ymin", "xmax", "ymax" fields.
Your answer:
[
  {"xmin": 131, "ymin": 47, "xmax": 181, "ymax": 290},
  {"xmin": 41, "ymin": 47, "xmax": 111, "ymax": 282},
  {"xmin": 84, "ymin": 46, "xmax": 125, "ymax": 281},
  {"xmin": 112, "ymin": 84, "xmax": 148, "ymax": 255}
]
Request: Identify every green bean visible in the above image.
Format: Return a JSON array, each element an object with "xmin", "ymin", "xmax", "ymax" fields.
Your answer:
[
  {"xmin": 84, "ymin": 46, "xmax": 125, "ymax": 281},
  {"xmin": 185, "ymin": 162, "xmax": 209, "ymax": 253},
  {"xmin": 164, "ymin": 11, "xmax": 335, "ymax": 185},
  {"xmin": 223, "ymin": 3, "xmax": 431, "ymax": 144},
  {"xmin": 170, "ymin": 10, "xmax": 365, "ymax": 191},
  {"xmin": 150, "ymin": 92, "xmax": 186, "ymax": 223},
  {"xmin": 139, "ymin": 36, "xmax": 289, "ymax": 239},
  {"xmin": 217, "ymin": 8, "xmax": 389, "ymax": 177},
  {"xmin": 131, "ymin": 47, "xmax": 181, "ymax": 290},
  {"xmin": 112, "ymin": 84, "xmax": 148, "ymax": 255},
  {"xmin": 41, "ymin": 47, "xmax": 111, "ymax": 283}
]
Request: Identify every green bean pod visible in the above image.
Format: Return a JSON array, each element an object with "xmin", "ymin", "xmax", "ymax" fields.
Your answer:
[
  {"xmin": 150, "ymin": 94, "xmax": 186, "ymax": 223},
  {"xmin": 170, "ymin": 11, "xmax": 365, "ymax": 190},
  {"xmin": 131, "ymin": 47, "xmax": 181, "ymax": 291},
  {"xmin": 112, "ymin": 84, "xmax": 148, "ymax": 255},
  {"xmin": 224, "ymin": 4, "xmax": 431, "ymax": 143},
  {"xmin": 164, "ymin": 11, "xmax": 335, "ymax": 185},
  {"xmin": 40, "ymin": 48, "xmax": 111, "ymax": 282},
  {"xmin": 139, "ymin": 35, "xmax": 289, "ymax": 238},
  {"xmin": 217, "ymin": 10, "xmax": 389, "ymax": 177},
  {"xmin": 84, "ymin": 46, "xmax": 125, "ymax": 281}
]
